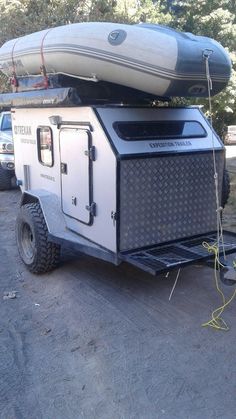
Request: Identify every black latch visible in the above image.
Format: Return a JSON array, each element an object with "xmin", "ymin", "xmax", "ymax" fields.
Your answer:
[
  {"xmin": 84, "ymin": 146, "xmax": 96, "ymax": 161},
  {"xmin": 72, "ymin": 196, "xmax": 77, "ymax": 206},
  {"xmin": 61, "ymin": 162, "xmax": 67, "ymax": 174},
  {"xmin": 86, "ymin": 202, "xmax": 96, "ymax": 216},
  {"xmin": 111, "ymin": 211, "xmax": 117, "ymax": 226}
]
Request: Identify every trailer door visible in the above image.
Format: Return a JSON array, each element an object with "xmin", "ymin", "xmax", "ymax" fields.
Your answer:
[{"xmin": 60, "ymin": 127, "xmax": 93, "ymax": 225}]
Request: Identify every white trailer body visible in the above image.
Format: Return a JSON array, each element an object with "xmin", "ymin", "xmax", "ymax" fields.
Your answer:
[
  {"xmin": 13, "ymin": 106, "xmax": 117, "ymax": 252},
  {"xmin": 10, "ymin": 104, "xmax": 236, "ymax": 274}
]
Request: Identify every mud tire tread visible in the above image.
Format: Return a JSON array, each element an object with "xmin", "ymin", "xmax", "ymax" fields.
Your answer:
[
  {"xmin": 222, "ymin": 169, "xmax": 230, "ymax": 208},
  {"xmin": 16, "ymin": 203, "xmax": 60, "ymax": 274},
  {"xmin": 0, "ymin": 165, "xmax": 12, "ymax": 190}
]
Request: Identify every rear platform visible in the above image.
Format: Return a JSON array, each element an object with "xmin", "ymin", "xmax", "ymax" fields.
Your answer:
[{"xmin": 121, "ymin": 231, "xmax": 236, "ymax": 275}]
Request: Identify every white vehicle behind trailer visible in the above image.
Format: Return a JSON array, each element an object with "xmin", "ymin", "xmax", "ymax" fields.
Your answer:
[
  {"xmin": 225, "ymin": 125, "xmax": 236, "ymax": 145},
  {"xmin": 0, "ymin": 111, "xmax": 15, "ymax": 190},
  {"xmin": 6, "ymin": 93, "xmax": 235, "ymax": 276}
]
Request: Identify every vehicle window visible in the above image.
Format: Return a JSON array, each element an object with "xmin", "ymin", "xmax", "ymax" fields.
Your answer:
[
  {"xmin": 37, "ymin": 126, "xmax": 53, "ymax": 167},
  {"xmin": 2, "ymin": 114, "xmax": 12, "ymax": 130},
  {"xmin": 113, "ymin": 120, "xmax": 207, "ymax": 141}
]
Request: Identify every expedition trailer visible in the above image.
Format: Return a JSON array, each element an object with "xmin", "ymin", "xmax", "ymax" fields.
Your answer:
[{"xmin": 6, "ymin": 88, "xmax": 236, "ymax": 276}]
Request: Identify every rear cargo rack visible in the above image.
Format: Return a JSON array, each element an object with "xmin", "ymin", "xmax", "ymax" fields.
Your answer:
[{"xmin": 120, "ymin": 231, "xmax": 236, "ymax": 275}]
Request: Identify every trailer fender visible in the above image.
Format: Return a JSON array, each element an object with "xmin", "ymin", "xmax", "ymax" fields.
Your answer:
[{"xmin": 19, "ymin": 190, "xmax": 66, "ymax": 237}]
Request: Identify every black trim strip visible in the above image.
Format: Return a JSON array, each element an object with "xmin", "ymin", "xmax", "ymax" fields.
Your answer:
[
  {"xmin": 93, "ymin": 108, "xmax": 118, "ymax": 157},
  {"xmin": 117, "ymin": 148, "xmax": 224, "ymax": 160},
  {"xmin": 116, "ymin": 159, "xmax": 121, "ymax": 252}
]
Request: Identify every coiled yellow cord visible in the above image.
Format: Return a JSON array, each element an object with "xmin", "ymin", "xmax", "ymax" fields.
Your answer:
[{"xmin": 202, "ymin": 241, "xmax": 236, "ymax": 331}]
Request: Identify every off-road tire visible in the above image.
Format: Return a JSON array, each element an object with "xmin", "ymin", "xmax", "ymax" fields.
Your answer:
[
  {"xmin": 16, "ymin": 203, "xmax": 61, "ymax": 274},
  {"xmin": 222, "ymin": 169, "xmax": 230, "ymax": 208},
  {"xmin": 0, "ymin": 165, "xmax": 12, "ymax": 190}
]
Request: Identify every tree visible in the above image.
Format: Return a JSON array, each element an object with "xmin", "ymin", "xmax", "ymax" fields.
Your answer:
[
  {"xmin": 169, "ymin": 0, "xmax": 236, "ymax": 135},
  {"xmin": 130, "ymin": 0, "xmax": 172, "ymax": 24}
]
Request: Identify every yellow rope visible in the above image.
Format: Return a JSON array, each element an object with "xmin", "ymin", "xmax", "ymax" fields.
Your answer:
[
  {"xmin": 202, "ymin": 241, "xmax": 236, "ymax": 331},
  {"xmin": 201, "ymin": 52, "xmax": 236, "ymax": 331}
]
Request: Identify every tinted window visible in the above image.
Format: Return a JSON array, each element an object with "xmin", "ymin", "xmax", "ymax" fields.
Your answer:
[
  {"xmin": 2, "ymin": 113, "xmax": 12, "ymax": 130},
  {"xmin": 37, "ymin": 126, "xmax": 53, "ymax": 167},
  {"xmin": 113, "ymin": 121, "xmax": 207, "ymax": 141}
]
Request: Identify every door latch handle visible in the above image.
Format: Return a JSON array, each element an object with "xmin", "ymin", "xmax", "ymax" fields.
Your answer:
[
  {"xmin": 72, "ymin": 196, "xmax": 77, "ymax": 206},
  {"xmin": 61, "ymin": 162, "xmax": 67, "ymax": 174}
]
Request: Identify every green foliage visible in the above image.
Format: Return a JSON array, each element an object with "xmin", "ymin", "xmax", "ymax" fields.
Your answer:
[
  {"xmin": 0, "ymin": 73, "xmax": 11, "ymax": 93},
  {"xmin": 170, "ymin": 0, "xmax": 236, "ymax": 134},
  {"xmin": 170, "ymin": 0, "xmax": 236, "ymax": 50},
  {"xmin": 195, "ymin": 60, "xmax": 236, "ymax": 136},
  {"xmin": 130, "ymin": 0, "xmax": 172, "ymax": 24},
  {"xmin": 0, "ymin": 0, "xmax": 235, "ymax": 134}
]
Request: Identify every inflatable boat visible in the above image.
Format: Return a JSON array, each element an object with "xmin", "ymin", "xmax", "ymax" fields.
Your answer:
[{"xmin": 0, "ymin": 22, "xmax": 231, "ymax": 98}]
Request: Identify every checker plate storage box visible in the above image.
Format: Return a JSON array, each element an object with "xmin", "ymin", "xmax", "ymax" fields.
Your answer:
[{"xmin": 119, "ymin": 151, "xmax": 224, "ymax": 251}]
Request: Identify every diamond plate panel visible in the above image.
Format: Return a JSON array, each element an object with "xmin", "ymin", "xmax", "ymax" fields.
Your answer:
[{"xmin": 119, "ymin": 152, "xmax": 225, "ymax": 251}]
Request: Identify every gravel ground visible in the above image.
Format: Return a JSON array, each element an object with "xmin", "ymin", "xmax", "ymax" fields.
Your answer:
[{"xmin": 0, "ymin": 152, "xmax": 236, "ymax": 419}]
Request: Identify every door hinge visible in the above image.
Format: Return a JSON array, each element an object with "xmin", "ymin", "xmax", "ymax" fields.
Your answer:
[
  {"xmin": 86, "ymin": 202, "xmax": 96, "ymax": 216},
  {"xmin": 84, "ymin": 146, "xmax": 96, "ymax": 161}
]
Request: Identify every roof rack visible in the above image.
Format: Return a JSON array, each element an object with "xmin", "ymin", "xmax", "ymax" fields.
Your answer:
[{"xmin": 0, "ymin": 74, "xmax": 170, "ymax": 108}]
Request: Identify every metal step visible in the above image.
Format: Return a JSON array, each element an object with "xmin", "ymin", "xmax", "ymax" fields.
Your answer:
[{"xmin": 120, "ymin": 231, "xmax": 236, "ymax": 275}]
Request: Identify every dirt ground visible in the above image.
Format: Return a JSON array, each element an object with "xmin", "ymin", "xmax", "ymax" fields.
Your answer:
[{"xmin": 1, "ymin": 150, "xmax": 236, "ymax": 419}]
